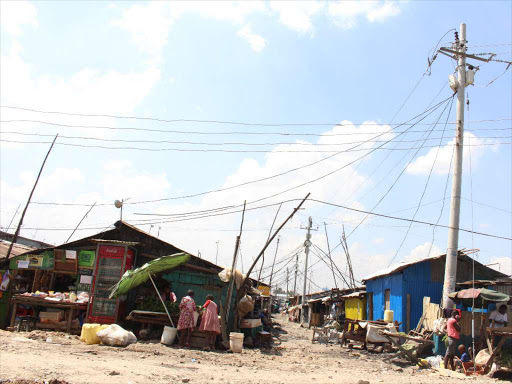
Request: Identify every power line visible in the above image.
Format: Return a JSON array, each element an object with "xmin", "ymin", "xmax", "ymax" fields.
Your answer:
[
  {"xmin": 389, "ymin": 96, "xmax": 455, "ymax": 265},
  {"xmin": 21, "ymin": 97, "xmax": 455, "ymax": 208},
  {"xmin": 307, "ymin": 199, "xmax": 512, "ymax": 241},
  {"xmin": 2, "ymin": 105, "xmax": 510, "ymax": 128},
  {"xmin": 2, "ymin": 138, "xmax": 509, "ymax": 153},
  {"xmin": 344, "ymin": 96, "xmax": 456, "ymax": 241},
  {"xmin": 1, "ymin": 119, "xmax": 510, "ymax": 138}
]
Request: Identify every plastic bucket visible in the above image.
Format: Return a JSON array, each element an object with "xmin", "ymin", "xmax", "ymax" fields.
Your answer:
[
  {"xmin": 161, "ymin": 326, "xmax": 178, "ymax": 345},
  {"xmin": 229, "ymin": 332, "xmax": 244, "ymax": 353},
  {"xmin": 384, "ymin": 310, "xmax": 394, "ymax": 323}
]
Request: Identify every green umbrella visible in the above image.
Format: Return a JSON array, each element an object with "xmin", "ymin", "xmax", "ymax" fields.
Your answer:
[
  {"xmin": 109, "ymin": 253, "xmax": 191, "ymax": 328},
  {"xmin": 448, "ymin": 287, "xmax": 510, "ymax": 308}
]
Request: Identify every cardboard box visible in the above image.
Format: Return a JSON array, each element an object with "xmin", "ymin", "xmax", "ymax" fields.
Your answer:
[{"xmin": 40, "ymin": 311, "xmax": 64, "ymax": 323}]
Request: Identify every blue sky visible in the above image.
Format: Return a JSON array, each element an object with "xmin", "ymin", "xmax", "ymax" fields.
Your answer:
[{"xmin": 1, "ymin": 1, "xmax": 511, "ymax": 290}]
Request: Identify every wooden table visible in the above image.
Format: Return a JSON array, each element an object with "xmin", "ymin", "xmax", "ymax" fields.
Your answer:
[
  {"xmin": 126, "ymin": 310, "xmax": 178, "ymax": 327},
  {"xmin": 9, "ymin": 295, "xmax": 87, "ymax": 334},
  {"xmin": 483, "ymin": 326, "xmax": 512, "ymax": 373}
]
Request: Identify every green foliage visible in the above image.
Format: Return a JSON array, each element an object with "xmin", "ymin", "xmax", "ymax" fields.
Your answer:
[
  {"xmin": 136, "ymin": 296, "xmax": 179, "ymax": 314},
  {"xmin": 499, "ymin": 350, "xmax": 512, "ymax": 368}
]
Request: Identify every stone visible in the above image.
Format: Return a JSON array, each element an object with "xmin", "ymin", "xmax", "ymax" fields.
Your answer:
[
  {"xmin": 357, "ymin": 380, "xmax": 370, "ymax": 384},
  {"xmin": 109, "ymin": 371, "xmax": 120, "ymax": 376},
  {"xmin": 182, "ymin": 379, "xmax": 190, "ymax": 383}
]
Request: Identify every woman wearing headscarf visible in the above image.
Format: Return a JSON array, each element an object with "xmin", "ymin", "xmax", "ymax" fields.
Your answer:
[
  {"xmin": 199, "ymin": 294, "xmax": 221, "ymax": 351},
  {"xmin": 177, "ymin": 290, "xmax": 196, "ymax": 348}
]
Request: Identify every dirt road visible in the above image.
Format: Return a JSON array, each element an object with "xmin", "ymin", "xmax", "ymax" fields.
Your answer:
[{"xmin": 0, "ymin": 315, "xmax": 500, "ymax": 384}]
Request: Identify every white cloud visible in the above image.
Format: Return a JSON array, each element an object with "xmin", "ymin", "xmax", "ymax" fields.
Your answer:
[
  {"xmin": 0, "ymin": 0, "xmax": 38, "ymax": 36},
  {"xmin": 406, "ymin": 132, "xmax": 494, "ymax": 175},
  {"xmin": 403, "ymin": 242, "xmax": 443, "ymax": 263},
  {"xmin": 237, "ymin": 24, "xmax": 266, "ymax": 52},
  {"xmin": 374, "ymin": 237, "xmax": 385, "ymax": 244},
  {"xmin": 112, "ymin": 1, "xmax": 267, "ymax": 59},
  {"xmin": 269, "ymin": 1, "xmax": 324, "ymax": 34},
  {"xmin": 328, "ymin": 1, "xmax": 401, "ymax": 29},
  {"xmin": 111, "ymin": 2, "xmax": 173, "ymax": 59}
]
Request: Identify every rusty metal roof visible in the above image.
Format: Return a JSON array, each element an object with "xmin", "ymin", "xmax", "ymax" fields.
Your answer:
[{"xmin": 0, "ymin": 240, "xmax": 36, "ymax": 259}]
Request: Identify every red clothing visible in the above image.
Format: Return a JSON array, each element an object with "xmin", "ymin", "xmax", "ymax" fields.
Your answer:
[{"xmin": 447, "ymin": 318, "xmax": 460, "ymax": 339}]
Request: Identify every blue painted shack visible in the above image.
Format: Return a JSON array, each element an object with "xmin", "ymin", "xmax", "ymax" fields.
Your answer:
[{"xmin": 362, "ymin": 251, "xmax": 508, "ymax": 332}]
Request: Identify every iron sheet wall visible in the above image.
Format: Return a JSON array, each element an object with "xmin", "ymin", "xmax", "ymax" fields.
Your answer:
[{"xmin": 366, "ymin": 273, "xmax": 403, "ymax": 330}]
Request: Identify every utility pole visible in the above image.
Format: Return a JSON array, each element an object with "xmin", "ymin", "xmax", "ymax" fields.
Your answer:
[
  {"xmin": 301, "ymin": 216, "xmax": 313, "ymax": 324},
  {"xmin": 4, "ymin": 135, "xmax": 58, "ymax": 263},
  {"xmin": 442, "ymin": 24, "xmax": 467, "ymax": 309},
  {"xmin": 293, "ymin": 253, "xmax": 298, "ymax": 297},
  {"xmin": 436, "ymin": 24, "xmax": 506, "ymax": 308},
  {"xmin": 66, "ymin": 202, "xmax": 97, "ymax": 243},
  {"xmin": 215, "ymin": 240, "xmax": 219, "ymax": 265},
  {"xmin": 286, "ymin": 268, "xmax": 289, "ymax": 298}
]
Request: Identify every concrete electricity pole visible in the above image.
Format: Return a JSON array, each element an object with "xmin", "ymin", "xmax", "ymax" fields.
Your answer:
[
  {"xmin": 442, "ymin": 24, "xmax": 467, "ymax": 308},
  {"xmin": 301, "ymin": 217, "xmax": 313, "ymax": 324}
]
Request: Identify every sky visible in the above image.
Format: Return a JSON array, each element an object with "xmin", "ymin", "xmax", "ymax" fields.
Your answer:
[{"xmin": 1, "ymin": 0, "xmax": 511, "ymax": 293}]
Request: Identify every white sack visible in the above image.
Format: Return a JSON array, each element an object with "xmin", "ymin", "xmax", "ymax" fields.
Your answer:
[
  {"xmin": 366, "ymin": 323, "xmax": 398, "ymax": 343},
  {"xmin": 96, "ymin": 324, "xmax": 137, "ymax": 347}
]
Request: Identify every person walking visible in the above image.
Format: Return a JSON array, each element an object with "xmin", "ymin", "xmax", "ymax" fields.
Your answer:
[
  {"xmin": 444, "ymin": 309, "xmax": 461, "ymax": 371},
  {"xmin": 199, "ymin": 294, "xmax": 221, "ymax": 351},
  {"xmin": 177, "ymin": 290, "xmax": 196, "ymax": 348}
]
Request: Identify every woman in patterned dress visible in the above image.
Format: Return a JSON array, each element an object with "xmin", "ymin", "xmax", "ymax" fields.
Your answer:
[
  {"xmin": 177, "ymin": 290, "xmax": 196, "ymax": 348},
  {"xmin": 199, "ymin": 294, "xmax": 221, "ymax": 351}
]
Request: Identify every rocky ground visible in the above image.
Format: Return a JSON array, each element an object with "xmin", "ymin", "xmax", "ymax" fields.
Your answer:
[{"xmin": 0, "ymin": 314, "xmax": 508, "ymax": 384}]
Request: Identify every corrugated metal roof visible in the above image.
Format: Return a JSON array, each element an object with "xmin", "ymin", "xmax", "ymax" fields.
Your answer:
[
  {"xmin": 0, "ymin": 240, "xmax": 35, "ymax": 259},
  {"xmin": 362, "ymin": 250, "xmax": 507, "ymax": 283},
  {"xmin": 363, "ymin": 252, "xmax": 445, "ymax": 282},
  {"xmin": 90, "ymin": 239, "xmax": 140, "ymax": 245}
]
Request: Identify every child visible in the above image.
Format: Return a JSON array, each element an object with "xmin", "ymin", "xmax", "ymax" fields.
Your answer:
[
  {"xmin": 199, "ymin": 294, "xmax": 221, "ymax": 351},
  {"xmin": 459, "ymin": 344, "xmax": 470, "ymax": 363}
]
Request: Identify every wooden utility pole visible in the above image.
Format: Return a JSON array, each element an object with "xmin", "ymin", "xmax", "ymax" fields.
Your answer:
[
  {"xmin": 66, "ymin": 202, "xmax": 96, "ymax": 243},
  {"xmin": 223, "ymin": 201, "xmax": 246, "ymax": 340},
  {"xmin": 4, "ymin": 135, "xmax": 58, "ymax": 263},
  {"xmin": 324, "ymin": 222, "xmax": 338, "ymax": 289},
  {"xmin": 243, "ymin": 194, "xmax": 309, "ymax": 282}
]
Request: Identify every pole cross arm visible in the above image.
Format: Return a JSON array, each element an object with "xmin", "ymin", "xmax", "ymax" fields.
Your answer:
[{"xmin": 439, "ymin": 47, "xmax": 494, "ymax": 63}]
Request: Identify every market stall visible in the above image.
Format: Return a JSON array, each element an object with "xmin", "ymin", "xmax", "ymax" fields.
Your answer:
[{"xmin": 9, "ymin": 293, "xmax": 88, "ymax": 333}]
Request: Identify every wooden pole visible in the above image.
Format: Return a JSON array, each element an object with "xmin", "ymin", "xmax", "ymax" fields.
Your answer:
[
  {"xmin": 3, "ymin": 135, "xmax": 58, "ymax": 264},
  {"xmin": 65, "ymin": 202, "xmax": 96, "ymax": 243},
  {"xmin": 148, "ymin": 273, "xmax": 175, "ymax": 328},
  {"xmin": 324, "ymin": 222, "xmax": 338, "ymax": 289},
  {"xmin": 241, "ymin": 193, "xmax": 310, "ymax": 292},
  {"xmin": 257, "ymin": 203, "xmax": 282, "ymax": 286},
  {"xmin": 222, "ymin": 201, "xmax": 246, "ymax": 340}
]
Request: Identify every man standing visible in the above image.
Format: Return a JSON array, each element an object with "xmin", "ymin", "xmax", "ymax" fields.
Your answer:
[
  {"xmin": 444, "ymin": 309, "xmax": 461, "ymax": 371},
  {"xmin": 489, "ymin": 304, "xmax": 508, "ymax": 328}
]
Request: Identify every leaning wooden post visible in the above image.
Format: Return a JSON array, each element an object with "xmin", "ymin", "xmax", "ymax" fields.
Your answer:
[
  {"xmin": 235, "ymin": 193, "xmax": 311, "ymax": 327},
  {"xmin": 222, "ymin": 201, "xmax": 246, "ymax": 342},
  {"xmin": 3, "ymin": 135, "xmax": 58, "ymax": 264}
]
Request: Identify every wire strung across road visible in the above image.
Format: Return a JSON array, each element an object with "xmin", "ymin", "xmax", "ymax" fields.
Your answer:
[
  {"xmin": 388, "ymin": 95, "xmax": 456, "ymax": 265},
  {"xmin": 21, "ymin": 97, "xmax": 456, "ymax": 208}
]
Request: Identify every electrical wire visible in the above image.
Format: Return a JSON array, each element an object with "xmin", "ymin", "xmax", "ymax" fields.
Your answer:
[
  {"xmin": 307, "ymin": 199, "xmax": 512, "ymax": 241},
  {"xmin": 21, "ymin": 96, "xmax": 456, "ymax": 208},
  {"xmin": 343, "ymin": 95, "xmax": 456, "ymax": 242},
  {"xmin": 2, "ymin": 119, "xmax": 510, "ymax": 138},
  {"xmin": 388, "ymin": 95, "xmax": 455, "ymax": 265}
]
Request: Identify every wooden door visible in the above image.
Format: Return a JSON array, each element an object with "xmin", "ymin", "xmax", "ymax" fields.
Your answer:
[{"xmin": 384, "ymin": 289, "xmax": 390, "ymax": 311}]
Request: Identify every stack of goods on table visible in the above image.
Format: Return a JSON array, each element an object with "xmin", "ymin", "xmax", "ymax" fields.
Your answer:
[{"xmin": 21, "ymin": 291, "xmax": 89, "ymax": 303}]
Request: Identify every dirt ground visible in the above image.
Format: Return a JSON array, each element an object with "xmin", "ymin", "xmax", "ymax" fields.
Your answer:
[{"xmin": 0, "ymin": 314, "xmax": 508, "ymax": 384}]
